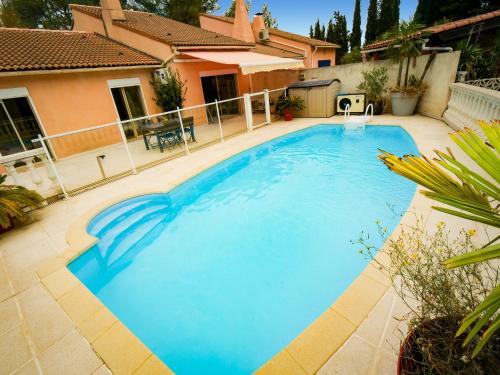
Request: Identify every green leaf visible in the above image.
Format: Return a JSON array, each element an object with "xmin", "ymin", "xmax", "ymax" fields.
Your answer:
[{"xmin": 444, "ymin": 243, "xmax": 500, "ymax": 268}]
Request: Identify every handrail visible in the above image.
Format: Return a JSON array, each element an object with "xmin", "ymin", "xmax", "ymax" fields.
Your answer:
[
  {"xmin": 364, "ymin": 103, "xmax": 373, "ymax": 118},
  {"xmin": 343, "ymin": 103, "xmax": 350, "ymax": 121}
]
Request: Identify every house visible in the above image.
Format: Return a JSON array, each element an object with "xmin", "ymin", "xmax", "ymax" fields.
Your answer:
[
  {"xmin": 0, "ymin": 0, "xmax": 321, "ymax": 160},
  {"xmin": 362, "ymin": 9, "xmax": 500, "ymax": 60},
  {"xmin": 0, "ymin": 28, "xmax": 162, "ymax": 158}
]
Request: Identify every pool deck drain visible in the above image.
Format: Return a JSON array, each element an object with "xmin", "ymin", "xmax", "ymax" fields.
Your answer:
[{"xmin": 1, "ymin": 115, "xmax": 483, "ymax": 375}]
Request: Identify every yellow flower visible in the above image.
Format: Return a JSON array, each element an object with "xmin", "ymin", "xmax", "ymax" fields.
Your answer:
[
  {"xmin": 436, "ymin": 221, "xmax": 445, "ymax": 229},
  {"xmin": 467, "ymin": 229, "xmax": 476, "ymax": 236}
]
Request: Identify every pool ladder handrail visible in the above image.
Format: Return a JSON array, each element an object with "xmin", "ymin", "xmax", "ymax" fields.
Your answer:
[
  {"xmin": 343, "ymin": 103, "xmax": 350, "ymax": 122},
  {"xmin": 344, "ymin": 103, "xmax": 374, "ymax": 125}
]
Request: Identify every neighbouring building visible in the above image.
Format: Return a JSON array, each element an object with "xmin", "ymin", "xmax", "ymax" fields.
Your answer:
[{"xmin": 1, "ymin": 0, "xmax": 336, "ymax": 160}]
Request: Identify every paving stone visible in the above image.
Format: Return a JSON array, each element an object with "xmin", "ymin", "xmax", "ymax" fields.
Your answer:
[{"xmin": 0, "ymin": 325, "xmax": 32, "ymax": 374}]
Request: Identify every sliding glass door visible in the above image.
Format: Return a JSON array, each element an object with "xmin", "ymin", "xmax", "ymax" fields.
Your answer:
[
  {"xmin": 0, "ymin": 96, "xmax": 43, "ymax": 156},
  {"xmin": 201, "ymin": 74, "xmax": 239, "ymax": 121},
  {"xmin": 110, "ymin": 85, "xmax": 146, "ymax": 139}
]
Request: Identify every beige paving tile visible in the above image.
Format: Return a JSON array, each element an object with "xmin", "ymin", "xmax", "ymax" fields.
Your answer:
[
  {"xmin": 255, "ymin": 351, "xmax": 307, "ymax": 375},
  {"xmin": 78, "ymin": 306, "xmax": 117, "ymax": 343},
  {"xmin": 318, "ymin": 335, "xmax": 377, "ymax": 375},
  {"xmin": 36, "ymin": 257, "xmax": 67, "ymax": 279},
  {"xmin": 18, "ymin": 285, "xmax": 74, "ymax": 353},
  {"xmin": 41, "ymin": 267, "xmax": 79, "ymax": 300},
  {"xmin": 92, "ymin": 365, "xmax": 112, "ymax": 375},
  {"xmin": 0, "ymin": 325, "xmax": 32, "ymax": 374},
  {"xmin": 134, "ymin": 355, "xmax": 174, "ymax": 375},
  {"xmin": 57, "ymin": 284, "xmax": 102, "ymax": 324},
  {"xmin": 39, "ymin": 330, "xmax": 102, "ymax": 375},
  {"xmin": 12, "ymin": 359, "xmax": 40, "ymax": 375},
  {"xmin": 0, "ymin": 262, "xmax": 13, "ymax": 303},
  {"xmin": 4, "ymin": 239, "xmax": 57, "ymax": 293},
  {"xmin": 371, "ymin": 351, "xmax": 398, "ymax": 375},
  {"xmin": 331, "ymin": 274, "xmax": 388, "ymax": 326},
  {"xmin": 287, "ymin": 309, "xmax": 356, "ymax": 374},
  {"xmin": 92, "ymin": 322, "xmax": 150, "ymax": 375},
  {"xmin": 0, "ymin": 296, "xmax": 21, "ymax": 336}
]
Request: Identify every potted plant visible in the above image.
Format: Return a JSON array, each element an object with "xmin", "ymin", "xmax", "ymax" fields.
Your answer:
[
  {"xmin": 385, "ymin": 19, "xmax": 430, "ymax": 116},
  {"xmin": 357, "ymin": 66, "xmax": 389, "ymax": 115},
  {"xmin": 456, "ymin": 40, "xmax": 482, "ymax": 81},
  {"xmin": 0, "ymin": 174, "xmax": 43, "ymax": 231},
  {"xmin": 275, "ymin": 95, "xmax": 305, "ymax": 121},
  {"xmin": 373, "ymin": 120, "xmax": 500, "ymax": 372},
  {"xmin": 357, "ymin": 220, "xmax": 499, "ymax": 374}
]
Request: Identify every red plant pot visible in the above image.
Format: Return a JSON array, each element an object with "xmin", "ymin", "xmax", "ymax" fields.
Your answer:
[{"xmin": 284, "ymin": 108, "xmax": 294, "ymax": 121}]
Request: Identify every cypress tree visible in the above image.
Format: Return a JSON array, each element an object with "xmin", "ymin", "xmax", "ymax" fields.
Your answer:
[
  {"xmin": 320, "ymin": 24, "xmax": 326, "ymax": 40},
  {"xmin": 378, "ymin": 0, "xmax": 393, "ymax": 37},
  {"xmin": 350, "ymin": 0, "xmax": 362, "ymax": 49},
  {"xmin": 314, "ymin": 19, "xmax": 321, "ymax": 39},
  {"xmin": 326, "ymin": 19, "xmax": 334, "ymax": 43},
  {"xmin": 365, "ymin": 0, "xmax": 378, "ymax": 44},
  {"xmin": 332, "ymin": 11, "xmax": 348, "ymax": 64},
  {"xmin": 309, "ymin": 25, "xmax": 314, "ymax": 38}
]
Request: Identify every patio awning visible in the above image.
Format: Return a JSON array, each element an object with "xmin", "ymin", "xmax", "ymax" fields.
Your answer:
[{"xmin": 182, "ymin": 51, "xmax": 304, "ymax": 74}]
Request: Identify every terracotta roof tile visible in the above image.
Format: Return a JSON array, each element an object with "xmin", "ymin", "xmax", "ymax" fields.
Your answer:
[
  {"xmin": 0, "ymin": 27, "xmax": 161, "ymax": 72},
  {"xmin": 71, "ymin": 5, "xmax": 254, "ymax": 47},
  {"xmin": 200, "ymin": 13, "xmax": 339, "ymax": 48},
  {"xmin": 363, "ymin": 9, "xmax": 500, "ymax": 51}
]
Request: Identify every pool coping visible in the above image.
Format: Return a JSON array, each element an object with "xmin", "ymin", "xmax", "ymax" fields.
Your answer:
[{"xmin": 37, "ymin": 122, "xmax": 433, "ymax": 375}]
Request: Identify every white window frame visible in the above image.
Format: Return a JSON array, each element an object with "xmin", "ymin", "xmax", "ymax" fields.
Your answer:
[{"xmin": 107, "ymin": 78, "xmax": 150, "ymax": 120}]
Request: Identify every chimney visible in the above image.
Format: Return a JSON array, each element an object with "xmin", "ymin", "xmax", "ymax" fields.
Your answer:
[
  {"xmin": 252, "ymin": 13, "xmax": 266, "ymax": 40},
  {"xmin": 232, "ymin": 0, "xmax": 255, "ymax": 43},
  {"xmin": 101, "ymin": 0, "xmax": 125, "ymax": 21}
]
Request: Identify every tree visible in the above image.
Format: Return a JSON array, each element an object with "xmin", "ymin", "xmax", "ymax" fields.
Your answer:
[
  {"xmin": 309, "ymin": 25, "xmax": 314, "ymax": 38},
  {"xmin": 365, "ymin": 0, "xmax": 378, "ymax": 44},
  {"xmin": 331, "ymin": 11, "xmax": 348, "ymax": 64},
  {"xmin": 350, "ymin": 0, "xmax": 361, "ymax": 50},
  {"xmin": 150, "ymin": 68, "xmax": 186, "ymax": 111},
  {"xmin": 224, "ymin": 0, "xmax": 250, "ymax": 18},
  {"xmin": 320, "ymin": 24, "xmax": 326, "ymax": 40},
  {"xmin": 378, "ymin": 0, "xmax": 399, "ymax": 37},
  {"xmin": 260, "ymin": 2, "xmax": 277, "ymax": 28},
  {"xmin": 313, "ymin": 19, "xmax": 321, "ymax": 39},
  {"xmin": 325, "ymin": 19, "xmax": 334, "ymax": 44},
  {"xmin": 166, "ymin": 0, "xmax": 219, "ymax": 26},
  {"xmin": 414, "ymin": 0, "xmax": 494, "ymax": 27}
]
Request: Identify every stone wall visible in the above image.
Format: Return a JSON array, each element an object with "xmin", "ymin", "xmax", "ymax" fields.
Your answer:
[{"xmin": 300, "ymin": 51, "xmax": 460, "ymax": 119}]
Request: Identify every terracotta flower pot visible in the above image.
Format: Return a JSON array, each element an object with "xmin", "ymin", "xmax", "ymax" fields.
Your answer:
[{"xmin": 284, "ymin": 108, "xmax": 294, "ymax": 121}]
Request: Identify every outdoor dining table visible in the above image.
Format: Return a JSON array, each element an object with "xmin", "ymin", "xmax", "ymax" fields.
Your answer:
[{"xmin": 141, "ymin": 117, "xmax": 195, "ymax": 153}]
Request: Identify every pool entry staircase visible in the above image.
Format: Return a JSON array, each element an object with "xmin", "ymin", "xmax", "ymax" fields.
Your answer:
[{"xmin": 343, "ymin": 103, "xmax": 374, "ymax": 131}]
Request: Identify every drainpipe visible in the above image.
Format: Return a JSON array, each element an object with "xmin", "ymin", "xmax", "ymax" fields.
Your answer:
[
  {"xmin": 421, "ymin": 39, "xmax": 453, "ymax": 52},
  {"xmin": 311, "ymin": 46, "xmax": 318, "ymax": 67}
]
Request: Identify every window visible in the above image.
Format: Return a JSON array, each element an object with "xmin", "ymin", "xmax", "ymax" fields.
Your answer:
[
  {"xmin": 318, "ymin": 60, "xmax": 331, "ymax": 68},
  {"xmin": 0, "ymin": 89, "xmax": 44, "ymax": 156}
]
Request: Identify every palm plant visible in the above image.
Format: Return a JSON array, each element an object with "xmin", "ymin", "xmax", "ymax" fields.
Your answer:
[
  {"xmin": 456, "ymin": 40, "xmax": 483, "ymax": 80},
  {"xmin": 384, "ymin": 19, "xmax": 426, "ymax": 90},
  {"xmin": 378, "ymin": 120, "xmax": 499, "ymax": 358},
  {"xmin": 0, "ymin": 174, "xmax": 43, "ymax": 229}
]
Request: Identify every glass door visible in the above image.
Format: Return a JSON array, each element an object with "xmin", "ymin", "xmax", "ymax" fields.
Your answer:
[
  {"xmin": 201, "ymin": 74, "xmax": 239, "ymax": 120},
  {"xmin": 110, "ymin": 85, "xmax": 146, "ymax": 139},
  {"xmin": 0, "ymin": 97, "xmax": 43, "ymax": 156}
]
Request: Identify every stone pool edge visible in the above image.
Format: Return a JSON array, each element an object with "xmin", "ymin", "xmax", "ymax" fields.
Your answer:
[{"xmin": 36, "ymin": 122, "xmax": 431, "ymax": 375}]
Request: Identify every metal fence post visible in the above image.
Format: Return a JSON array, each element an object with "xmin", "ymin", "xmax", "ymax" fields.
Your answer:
[
  {"xmin": 177, "ymin": 107, "xmax": 190, "ymax": 155},
  {"xmin": 117, "ymin": 119, "xmax": 137, "ymax": 174},
  {"xmin": 243, "ymin": 93, "xmax": 253, "ymax": 132},
  {"xmin": 37, "ymin": 134, "xmax": 69, "ymax": 200},
  {"xmin": 215, "ymin": 100, "xmax": 224, "ymax": 142},
  {"xmin": 264, "ymin": 89, "xmax": 271, "ymax": 125}
]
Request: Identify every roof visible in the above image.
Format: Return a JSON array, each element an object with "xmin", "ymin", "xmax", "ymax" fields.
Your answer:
[
  {"xmin": 288, "ymin": 79, "xmax": 339, "ymax": 88},
  {"xmin": 200, "ymin": 13, "xmax": 339, "ymax": 48},
  {"xmin": 253, "ymin": 43, "xmax": 304, "ymax": 59},
  {"xmin": 71, "ymin": 5, "xmax": 254, "ymax": 47},
  {"xmin": 363, "ymin": 9, "xmax": 500, "ymax": 51},
  {"xmin": 0, "ymin": 28, "xmax": 161, "ymax": 73}
]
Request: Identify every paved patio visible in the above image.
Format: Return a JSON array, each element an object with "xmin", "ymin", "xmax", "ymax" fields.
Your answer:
[{"xmin": 0, "ymin": 115, "xmax": 486, "ymax": 374}]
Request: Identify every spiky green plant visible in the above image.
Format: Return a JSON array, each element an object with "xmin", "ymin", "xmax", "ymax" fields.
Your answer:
[
  {"xmin": 0, "ymin": 174, "xmax": 43, "ymax": 229},
  {"xmin": 378, "ymin": 120, "xmax": 499, "ymax": 358}
]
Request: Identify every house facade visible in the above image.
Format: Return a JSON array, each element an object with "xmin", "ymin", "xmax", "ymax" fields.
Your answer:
[{"xmin": 0, "ymin": 0, "xmax": 335, "ymax": 160}]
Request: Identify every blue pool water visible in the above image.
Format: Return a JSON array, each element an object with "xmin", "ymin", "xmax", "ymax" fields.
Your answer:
[{"xmin": 69, "ymin": 125, "xmax": 418, "ymax": 374}]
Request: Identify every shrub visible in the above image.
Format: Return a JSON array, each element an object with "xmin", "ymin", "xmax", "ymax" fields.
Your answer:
[
  {"xmin": 357, "ymin": 66, "xmax": 389, "ymax": 114},
  {"xmin": 275, "ymin": 95, "xmax": 305, "ymax": 116},
  {"xmin": 150, "ymin": 68, "xmax": 186, "ymax": 111},
  {"xmin": 340, "ymin": 47, "xmax": 362, "ymax": 64}
]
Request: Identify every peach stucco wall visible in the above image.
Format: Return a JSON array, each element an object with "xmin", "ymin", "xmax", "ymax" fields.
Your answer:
[{"xmin": 0, "ymin": 68, "xmax": 160, "ymax": 158}]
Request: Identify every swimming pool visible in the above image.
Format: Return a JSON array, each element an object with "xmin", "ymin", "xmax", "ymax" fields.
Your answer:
[{"xmin": 69, "ymin": 125, "xmax": 418, "ymax": 374}]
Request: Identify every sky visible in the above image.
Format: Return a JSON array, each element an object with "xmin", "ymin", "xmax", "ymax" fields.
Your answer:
[{"xmin": 215, "ymin": 0, "xmax": 419, "ymax": 37}]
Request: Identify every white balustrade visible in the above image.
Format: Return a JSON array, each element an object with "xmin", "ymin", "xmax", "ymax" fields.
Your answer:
[
  {"xmin": 0, "ymin": 148, "xmax": 61, "ymax": 199},
  {"xmin": 442, "ymin": 82, "xmax": 500, "ymax": 136}
]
